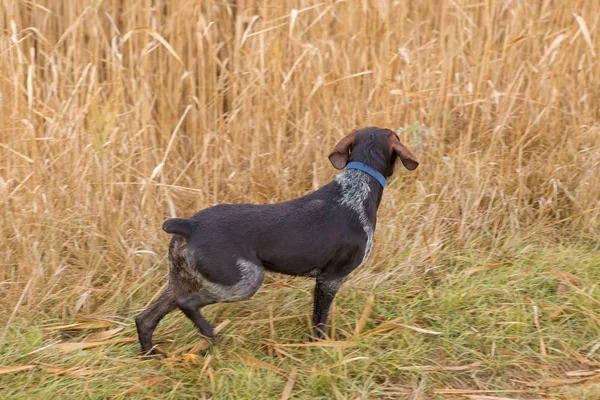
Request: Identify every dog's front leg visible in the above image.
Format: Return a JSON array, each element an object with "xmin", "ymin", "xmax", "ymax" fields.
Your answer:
[{"xmin": 312, "ymin": 275, "xmax": 346, "ymax": 339}]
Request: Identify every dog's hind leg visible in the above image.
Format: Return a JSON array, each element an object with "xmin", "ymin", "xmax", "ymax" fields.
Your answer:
[
  {"xmin": 177, "ymin": 258, "xmax": 265, "ymax": 343},
  {"xmin": 135, "ymin": 289, "xmax": 178, "ymax": 355},
  {"xmin": 312, "ymin": 274, "xmax": 346, "ymax": 339},
  {"xmin": 176, "ymin": 290, "xmax": 218, "ymax": 342}
]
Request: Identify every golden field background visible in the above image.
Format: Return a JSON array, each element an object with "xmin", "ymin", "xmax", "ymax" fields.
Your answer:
[
  {"xmin": 2, "ymin": 0, "xmax": 598, "ymax": 318},
  {"xmin": 1, "ymin": 0, "xmax": 600, "ymax": 398}
]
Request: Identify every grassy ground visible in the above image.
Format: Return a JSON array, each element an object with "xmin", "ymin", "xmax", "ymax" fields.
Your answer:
[
  {"xmin": 2, "ymin": 0, "xmax": 600, "ymax": 398},
  {"xmin": 2, "ymin": 238, "xmax": 600, "ymax": 399}
]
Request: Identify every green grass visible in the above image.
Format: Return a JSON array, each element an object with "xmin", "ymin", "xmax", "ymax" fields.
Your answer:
[{"xmin": 2, "ymin": 240, "xmax": 600, "ymax": 399}]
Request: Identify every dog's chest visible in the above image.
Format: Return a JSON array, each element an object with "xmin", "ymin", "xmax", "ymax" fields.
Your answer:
[{"xmin": 334, "ymin": 170, "xmax": 375, "ymax": 265}]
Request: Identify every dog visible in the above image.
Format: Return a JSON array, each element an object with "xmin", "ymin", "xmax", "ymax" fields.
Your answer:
[{"xmin": 135, "ymin": 126, "xmax": 419, "ymax": 356}]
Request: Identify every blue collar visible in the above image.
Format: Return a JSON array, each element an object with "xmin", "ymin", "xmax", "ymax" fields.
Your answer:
[{"xmin": 346, "ymin": 162, "xmax": 386, "ymax": 189}]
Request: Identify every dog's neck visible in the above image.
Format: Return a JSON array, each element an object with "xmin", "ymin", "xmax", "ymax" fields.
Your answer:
[
  {"xmin": 334, "ymin": 169, "xmax": 382, "ymax": 265},
  {"xmin": 334, "ymin": 169, "xmax": 383, "ymax": 221},
  {"xmin": 335, "ymin": 168, "xmax": 384, "ymax": 209}
]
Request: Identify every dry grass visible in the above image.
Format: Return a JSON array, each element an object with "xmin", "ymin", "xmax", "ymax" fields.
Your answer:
[{"xmin": 1, "ymin": 0, "xmax": 599, "ymax": 398}]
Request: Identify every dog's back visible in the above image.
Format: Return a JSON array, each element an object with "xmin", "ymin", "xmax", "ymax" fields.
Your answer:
[{"xmin": 163, "ymin": 177, "xmax": 370, "ymax": 278}]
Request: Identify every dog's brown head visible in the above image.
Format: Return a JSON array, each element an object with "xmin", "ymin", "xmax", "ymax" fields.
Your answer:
[{"xmin": 328, "ymin": 127, "xmax": 419, "ymax": 177}]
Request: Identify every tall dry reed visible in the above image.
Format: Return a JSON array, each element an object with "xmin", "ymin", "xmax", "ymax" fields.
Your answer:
[{"xmin": 1, "ymin": 0, "xmax": 598, "ymax": 322}]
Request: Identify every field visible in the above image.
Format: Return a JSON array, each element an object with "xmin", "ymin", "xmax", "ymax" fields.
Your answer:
[{"xmin": 1, "ymin": 0, "xmax": 600, "ymax": 398}]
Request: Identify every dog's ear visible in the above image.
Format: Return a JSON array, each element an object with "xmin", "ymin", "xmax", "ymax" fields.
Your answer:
[
  {"xmin": 328, "ymin": 129, "xmax": 357, "ymax": 169},
  {"xmin": 390, "ymin": 135, "xmax": 419, "ymax": 170}
]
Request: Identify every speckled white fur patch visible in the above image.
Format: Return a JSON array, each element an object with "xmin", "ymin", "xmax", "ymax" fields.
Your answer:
[
  {"xmin": 334, "ymin": 169, "xmax": 374, "ymax": 266},
  {"xmin": 320, "ymin": 276, "xmax": 346, "ymax": 295},
  {"xmin": 179, "ymin": 251, "xmax": 264, "ymax": 302}
]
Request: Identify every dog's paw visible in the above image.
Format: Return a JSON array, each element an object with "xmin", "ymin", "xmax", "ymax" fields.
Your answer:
[
  {"xmin": 312, "ymin": 329, "xmax": 328, "ymax": 341},
  {"xmin": 141, "ymin": 349, "xmax": 167, "ymax": 360},
  {"xmin": 206, "ymin": 335, "xmax": 218, "ymax": 346}
]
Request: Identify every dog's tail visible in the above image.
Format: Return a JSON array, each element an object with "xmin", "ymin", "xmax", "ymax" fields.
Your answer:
[{"xmin": 162, "ymin": 218, "xmax": 193, "ymax": 238}]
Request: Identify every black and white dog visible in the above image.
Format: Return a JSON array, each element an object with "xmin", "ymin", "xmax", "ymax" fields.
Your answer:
[{"xmin": 135, "ymin": 127, "xmax": 419, "ymax": 355}]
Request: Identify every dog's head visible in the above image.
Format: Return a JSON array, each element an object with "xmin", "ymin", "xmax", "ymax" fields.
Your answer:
[{"xmin": 328, "ymin": 127, "xmax": 419, "ymax": 177}]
